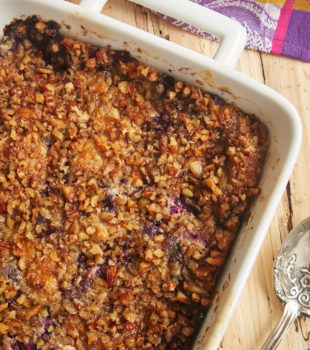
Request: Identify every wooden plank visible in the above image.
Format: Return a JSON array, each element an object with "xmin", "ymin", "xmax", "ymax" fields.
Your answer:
[{"xmin": 258, "ymin": 53, "xmax": 310, "ymax": 350}]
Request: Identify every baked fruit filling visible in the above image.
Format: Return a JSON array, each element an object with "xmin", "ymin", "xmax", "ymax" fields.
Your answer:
[{"xmin": 0, "ymin": 16, "xmax": 269, "ymax": 350}]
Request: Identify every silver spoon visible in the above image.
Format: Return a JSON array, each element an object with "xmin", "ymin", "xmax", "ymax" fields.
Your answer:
[{"xmin": 261, "ymin": 216, "xmax": 310, "ymax": 350}]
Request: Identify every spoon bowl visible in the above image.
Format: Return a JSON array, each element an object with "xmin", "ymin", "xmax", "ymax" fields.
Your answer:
[{"xmin": 262, "ymin": 216, "xmax": 310, "ymax": 350}]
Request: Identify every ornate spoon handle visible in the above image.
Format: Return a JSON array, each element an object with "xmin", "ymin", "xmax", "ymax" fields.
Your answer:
[{"xmin": 261, "ymin": 302, "xmax": 299, "ymax": 350}]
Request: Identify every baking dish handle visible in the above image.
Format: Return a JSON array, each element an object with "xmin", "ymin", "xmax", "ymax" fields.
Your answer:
[
  {"xmin": 79, "ymin": 0, "xmax": 107, "ymax": 13},
  {"xmin": 128, "ymin": 0, "xmax": 246, "ymax": 67},
  {"xmin": 78, "ymin": 0, "xmax": 247, "ymax": 67}
]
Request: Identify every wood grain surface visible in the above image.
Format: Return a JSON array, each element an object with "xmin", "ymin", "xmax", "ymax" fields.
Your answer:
[{"xmin": 73, "ymin": 1, "xmax": 310, "ymax": 348}]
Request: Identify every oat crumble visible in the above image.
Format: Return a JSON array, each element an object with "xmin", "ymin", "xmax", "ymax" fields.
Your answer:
[{"xmin": 0, "ymin": 16, "xmax": 269, "ymax": 350}]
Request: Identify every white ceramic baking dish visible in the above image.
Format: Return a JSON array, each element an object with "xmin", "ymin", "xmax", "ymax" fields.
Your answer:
[{"xmin": 0, "ymin": 0, "xmax": 302, "ymax": 349}]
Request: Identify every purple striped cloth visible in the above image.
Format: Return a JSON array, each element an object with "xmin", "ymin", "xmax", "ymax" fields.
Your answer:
[{"xmin": 159, "ymin": 0, "xmax": 310, "ymax": 62}]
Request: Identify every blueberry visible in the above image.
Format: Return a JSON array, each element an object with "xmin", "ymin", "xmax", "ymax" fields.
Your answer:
[
  {"xmin": 42, "ymin": 135, "xmax": 56, "ymax": 149},
  {"xmin": 102, "ymin": 195, "xmax": 115, "ymax": 212},
  {"xmin": 77, "ymin": 253, "xmax": 88, "ymax": 269},
  {"xmin": 143, "ymin": 221, "xmax": 162, "ymax": 237}
]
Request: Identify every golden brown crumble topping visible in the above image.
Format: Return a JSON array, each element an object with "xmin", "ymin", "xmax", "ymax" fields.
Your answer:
[{"xmin": 0, "ymin": 16, "xmax": 269, "ymax": 350}]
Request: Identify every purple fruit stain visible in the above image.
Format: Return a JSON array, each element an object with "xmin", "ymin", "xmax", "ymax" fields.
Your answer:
[
  {"xmin": 169, "ymin": 197, "xmax": 185, "ymax": 214},
  {"xmin": 151, "ymin": 113, "xmax": 172, "ymax": 133},
  {"xmin": 4, "ymin": 266, "xmax": 19, "ymax": 281},
  {"xmin": 10, "ymin": 340, "xmax": 37, "ymax": 350},
  {"xmin": 79, "ymin": 275, "xmax": 94, "ymax": 292},
  {"xmin": 98, "ymin": 181, "xmax": 108, "ymax": 188},
  {"xmin": 95, "ymin": 263, "xmax": 107, "ymax": 279},
  {"xmin": 189, "ymin": 232, "xmax": 207, "ymax": 247},
  {"xmin": 42, "ymin": 134, "xmax": 56, "ymax": 149},
  {"xmin": 37, "ymin": 317, "xmax": 55, "ymax": 337}
]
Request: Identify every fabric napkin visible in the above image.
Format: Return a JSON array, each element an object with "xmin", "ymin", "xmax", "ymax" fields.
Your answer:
[{"xmin": 160, "ymin": 0, "xmax": 310, "ymax": 62}]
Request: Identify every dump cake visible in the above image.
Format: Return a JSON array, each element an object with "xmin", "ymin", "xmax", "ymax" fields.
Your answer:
[{"xmin": 0, "ymin": 16, "xmax": 269, "ymax": 349}]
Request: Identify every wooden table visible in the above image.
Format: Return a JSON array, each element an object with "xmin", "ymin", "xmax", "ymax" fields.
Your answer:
[{"xmin": 74, "ymin": 1, "xmax": 310, "ymax": 348}]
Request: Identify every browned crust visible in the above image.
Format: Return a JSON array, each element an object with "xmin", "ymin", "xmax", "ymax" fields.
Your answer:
[{"xmin": 0, "ymin": 17, "xmax": 269, "ymax": 350}]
